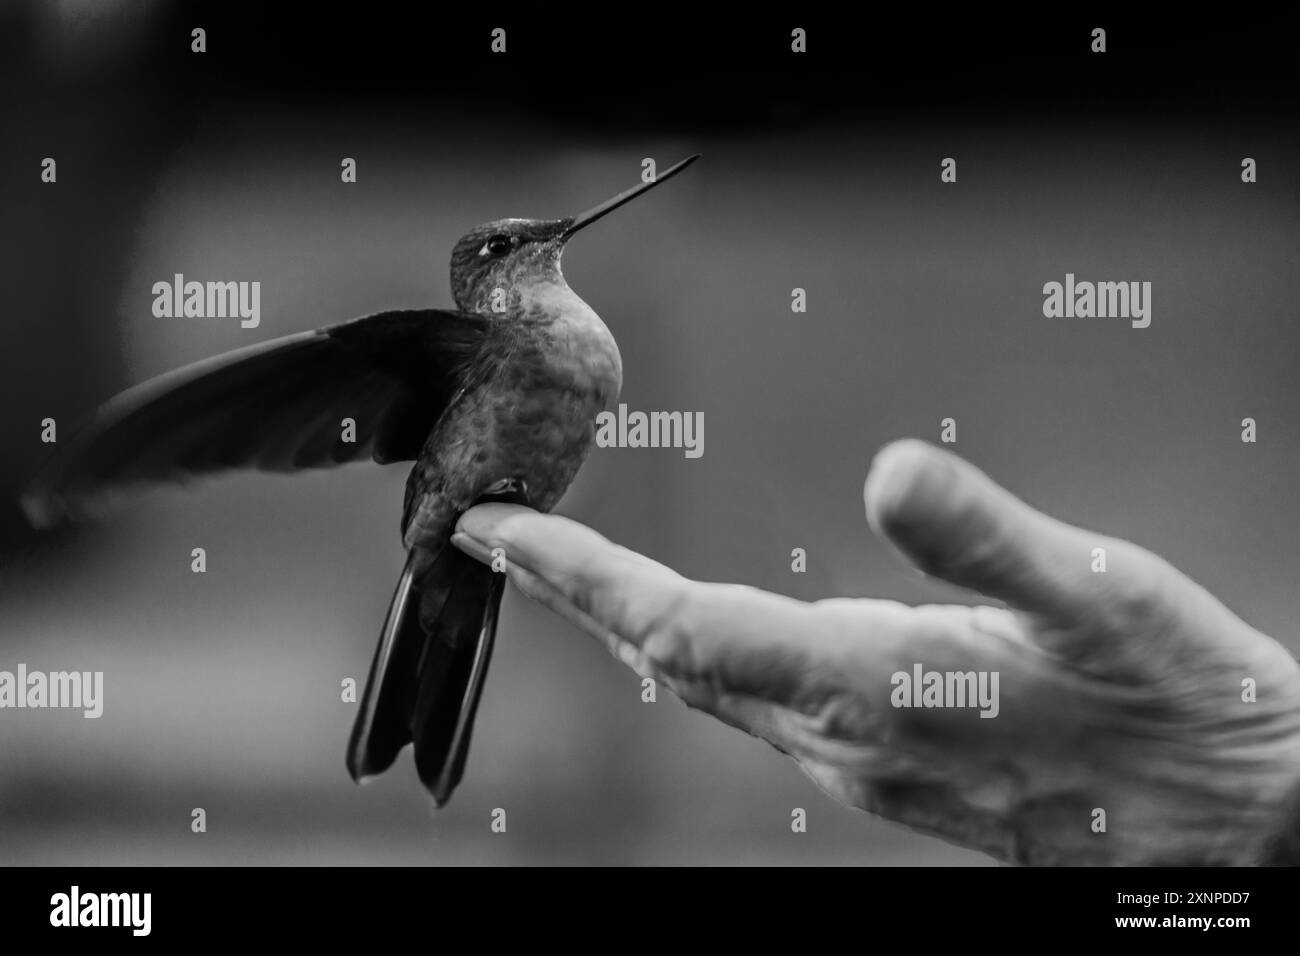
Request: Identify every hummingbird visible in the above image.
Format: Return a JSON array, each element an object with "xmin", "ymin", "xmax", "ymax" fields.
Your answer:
[{"xmin": 22, "ymin": 153, "xmax": 700, "ymax": 806}]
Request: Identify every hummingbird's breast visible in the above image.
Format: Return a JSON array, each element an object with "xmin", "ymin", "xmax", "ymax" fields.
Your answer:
[
  {"xmin": 518, "ymin": 280, "xmax": 623, "ymax": 394},
  {"xmin": 401, "ymin": 281, "xmax": 622, "ymax": 547}
]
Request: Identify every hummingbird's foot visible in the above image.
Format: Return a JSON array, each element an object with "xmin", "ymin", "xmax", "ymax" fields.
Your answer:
[{"xmin": 478, "ymin": 477, "xmax": 530, "ymax": 507}]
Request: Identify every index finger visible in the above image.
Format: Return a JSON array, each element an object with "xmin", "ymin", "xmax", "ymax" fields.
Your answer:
[{"xmin": 451, "ymin": 504, "xmax": 910, "ymax": 711}]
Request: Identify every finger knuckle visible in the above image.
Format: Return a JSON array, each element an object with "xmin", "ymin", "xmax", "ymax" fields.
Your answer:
[{"xmin": 636, "ymin": 580, "xmax": 701, "ymax": 674}]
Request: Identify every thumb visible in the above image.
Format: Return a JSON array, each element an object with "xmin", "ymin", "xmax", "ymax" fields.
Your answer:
[{"xmin": 863, "ymin": 439, "xmax": 1168, "ymax": 624}]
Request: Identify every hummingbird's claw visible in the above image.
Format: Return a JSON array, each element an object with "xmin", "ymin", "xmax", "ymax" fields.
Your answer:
[{"xmin": 478, "ymin": 477, "xmax": 530, "ymax": 506}]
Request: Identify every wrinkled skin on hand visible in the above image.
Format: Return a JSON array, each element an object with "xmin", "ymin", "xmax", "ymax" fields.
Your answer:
[{"xmin": 453, "ymin": 440, "xmax": 1300, "ymax": 865}]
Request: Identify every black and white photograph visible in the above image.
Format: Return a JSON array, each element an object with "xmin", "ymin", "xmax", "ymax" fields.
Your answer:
[{"xmin": 0, "ymin": 1, "xmax": 1296, "ymax": 939}]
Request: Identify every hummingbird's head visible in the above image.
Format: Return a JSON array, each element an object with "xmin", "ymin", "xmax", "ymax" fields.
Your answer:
[
  {"xmin": 448, "ymin": 154, "xmax": 700, "ymax": 316},
  {"xmin": 449, "ymin": 218, "xmax": 571, "ymax": 315}
]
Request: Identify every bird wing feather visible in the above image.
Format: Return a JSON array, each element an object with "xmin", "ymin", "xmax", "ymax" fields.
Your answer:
[{"xmin": 22, "ymin": 308, "xmax": 491, "ymax": 527}]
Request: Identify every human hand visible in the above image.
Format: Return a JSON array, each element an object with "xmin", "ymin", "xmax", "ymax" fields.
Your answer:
[{"xmin": 451, "ymin": 440, "xmax": 1300, "ymax": 865}]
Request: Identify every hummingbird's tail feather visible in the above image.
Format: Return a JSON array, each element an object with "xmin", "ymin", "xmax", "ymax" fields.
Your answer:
[
  {"xmin": 411, "ymin": 557, "xmax": 505, "ymax": 806},
  {"xmin": 345, "ymin": 539, "xmax": 506, "ymax": 806},
  {"xmin": 346, "ymin": 548, "xmax": 424, "ymax": 781}
]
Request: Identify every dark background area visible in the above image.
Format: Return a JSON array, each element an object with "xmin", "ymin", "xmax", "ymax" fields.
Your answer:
[{"xmin": 0, "ymin": 4, "xmax": 1296, "ymax": 864}]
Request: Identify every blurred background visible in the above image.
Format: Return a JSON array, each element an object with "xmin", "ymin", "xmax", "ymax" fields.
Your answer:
[{"xmin": 0, "ymin": 3, "xmax": 1296, "ymax": 864}]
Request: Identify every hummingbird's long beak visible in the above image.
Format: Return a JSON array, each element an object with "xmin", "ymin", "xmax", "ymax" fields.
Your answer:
[{"xmin": 562, "ymin": 153, "xmax": 700, "ymax": 239}]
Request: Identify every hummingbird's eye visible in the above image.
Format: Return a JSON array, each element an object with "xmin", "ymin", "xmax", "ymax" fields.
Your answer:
[{"xmin": 481, "ymin": 235, "xmax": 513, "ymax": 257}]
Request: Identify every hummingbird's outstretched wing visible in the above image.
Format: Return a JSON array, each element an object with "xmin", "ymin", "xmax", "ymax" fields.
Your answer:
[{"xmin": 22, "ymin": 309, "xmax": 491, "ymax": 527}]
